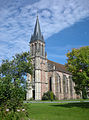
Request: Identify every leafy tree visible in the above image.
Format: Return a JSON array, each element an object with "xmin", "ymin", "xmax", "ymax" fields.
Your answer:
[
  {"xmin": 0, "ymin": 52, "xmax": 32, "ymax": 83},
  {"xmin": 66, "ymin": 46, "xmax": 89, "ymax": 99},
  {"xmin": 0, "ymin": 52, "xmax": 33, "ymax": 112}
]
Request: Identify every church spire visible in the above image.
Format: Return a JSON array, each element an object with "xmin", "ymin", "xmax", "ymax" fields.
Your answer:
[
  {"xmin": 30, "ymin": 16, "xmax": 44, "ymax": 43},
  {"xmin": 34, "ymin": 15, "xmax": 41, "ymax": 36}
]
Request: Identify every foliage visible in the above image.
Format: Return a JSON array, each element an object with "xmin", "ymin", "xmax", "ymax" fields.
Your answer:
[
  {"xmin": 66, "ymin": 46, "xmax": 89, "ymax": 99},
  {"xmin": 0, "ymin": 104, "xmax": 29, "ymax": 120},
  {"xmin": 0, "ymin": 76, "xmax": 25, "ymax": 111},
  {"xmin": 0, "ymin": 52, "xmax": 32, "ymax": 115},
  {"xmin": 50, "ymin": 91, "xmax": 54, "ymax": 101},
  {"xmin": 42, "ymin": 91, "xmax": 56, "ymax": 101},
  {"xmin": 29, "ymin": 97, "xmax": 34, "ymax": 101},
  {"xmin": 0, "ymin": 52, "xmax": 32, "ymax": 80}
]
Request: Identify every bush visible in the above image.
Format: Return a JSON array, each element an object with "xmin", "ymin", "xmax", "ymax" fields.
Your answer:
[
  {"xmin": 42, "ymin": 91, "xmax": 56, "ymax": 101},
  {"xmin": 82, "ymin": 88, "xmax": 87, "ymax": 99},
  {"xmin": 27, "ymin": 97, "xmax": 34, "ymax": 101},
  {"xmin": 50, "ymin": 92, "xmax": 54, "ymax": 101},
  {"xmin": 0, "ymin": 108, "xmax": 29, "ymax": 120},
  {"xmin": 0, "ymin": 52, "xmax": 32, "ymax": 120},
  {"xmin": 42, "ymin": 94, "xmax": 48, "ymax": 100},
  {"xmin": 0, "ymin": 104, "xmax": 30, "ymax": 120},
  {"xmin": 0, "ymin": 76, "xmax": 26, "ymax": 112}
]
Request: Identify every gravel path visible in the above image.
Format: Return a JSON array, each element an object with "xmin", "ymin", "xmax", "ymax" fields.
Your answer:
[{"xmin": 24, "ymin": 100, "xmax": 89, "ymax": 103}]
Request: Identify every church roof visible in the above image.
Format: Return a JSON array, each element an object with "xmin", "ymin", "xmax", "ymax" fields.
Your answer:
[
  {"xmin": 30, "ymin": 16, "xmax": 45, "ymax": 43},
  {"xmin": 47, "ymin": 60, "xmax": 71, "ymax": 74}
]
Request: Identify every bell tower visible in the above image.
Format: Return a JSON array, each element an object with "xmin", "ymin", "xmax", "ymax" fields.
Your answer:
[{"xmin": 29, "ymin": 16, "xmax": 48, "ymax": 100}]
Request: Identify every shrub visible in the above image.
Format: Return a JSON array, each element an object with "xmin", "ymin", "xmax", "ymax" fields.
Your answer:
[
  {"xmin": 0, "ymin": 52, "xmax": 32, "ymax": 120},
  {"xmin": 50, "ymin": 91, "xmax": 54, "ymax": 101},
  {"xmin": 82, "ymin": 88, "xmax": 87, "ymax": 99},
  {"xmin": 0, "ymin": 76, "xmax": 26, "ymax": 112},
  {"xmin": 0, "ymin": 108, "xmax": 29, "ymax": 120},
  {"xmin": 27, "ymin": 97, "xmax": 34, "ymax": 101},
  {"xmin": 42, "ymin": 91, "xmax": 56, "ymax": 101},
  {"xmin": 0, "ymin": 104, "xmax": 30, "ymax": 120},
  {"xmin": 42, "ymin": 94, "xmax": 48, "ymax": 100}
]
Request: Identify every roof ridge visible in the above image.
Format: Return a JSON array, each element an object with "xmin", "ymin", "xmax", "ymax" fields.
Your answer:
[
  {"xmin": 47, "ymin": 59, "xmax": 71, "ymax": 74},
  {"xmin": 47, "ymin": 59, "xmax": 65, "ymax": 66}
]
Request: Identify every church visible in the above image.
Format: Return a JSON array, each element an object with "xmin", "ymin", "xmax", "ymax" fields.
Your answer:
[{"xmin": 26, "ymin": 16, "xmax": 79, "ymax": 100}]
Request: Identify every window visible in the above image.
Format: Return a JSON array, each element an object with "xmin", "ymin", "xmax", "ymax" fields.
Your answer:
[
  {"xmin": 69, "ymin": 76, "xmax": 73, "ymax": 96},
  {"xmin": 55, "ymin": 74, "xmax": 61, "ymax": 96},
  {"xmin": 42, "ymin": 44, "xmax": 44, "ymax": 56},
  {"xmin": 35, "ymin": 43, "xmax": 37, "ymax": 54},
  {"xmin": 39, "ymin": 43, "xmax": 41, "ymax": 55},
  {"xmin": 32, "ymin": 44, "xmax": 33, "ymax": 56},
  {"xmin": 63, "ymin": 75, "xmax": 66, "ymax": 94},
  {"xmin": 66, "ymin": 79, "xmax": 68, "ymax": 93},
  {"xmin": 59, "ymin": 77, "xmax": 61, "ymax": 93}
]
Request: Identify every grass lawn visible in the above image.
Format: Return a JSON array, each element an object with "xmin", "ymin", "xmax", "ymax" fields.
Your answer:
[{"xmin": 27, "ymin": 102, "xmax": 89, "ymax": 120}]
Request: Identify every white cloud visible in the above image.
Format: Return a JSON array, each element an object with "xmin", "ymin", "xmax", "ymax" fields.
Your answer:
[
  {"xmin": 47, "ymin": 44, "xmax": 87, "ymax": 64},
  {"xmin": 0, "ymin": 0, "xmax": 89, "ymax": 63}
]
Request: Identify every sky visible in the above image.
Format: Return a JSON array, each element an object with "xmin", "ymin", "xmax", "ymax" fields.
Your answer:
[{"xmin": 0, "ymin": 0, "xmax": 89, "ymax": 65}]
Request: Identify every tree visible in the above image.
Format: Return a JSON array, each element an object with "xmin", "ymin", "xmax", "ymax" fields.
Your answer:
[
  {"xmin": 0, "ymin": 52, "xmax": 32, "ymax": 82},
  {"xmin": 0, "ymin": 52, "xmax": 33, "ymax": 112},
  {"xmin": 66, "ymin": 46, "xmax": 89, "ymax": 99}
]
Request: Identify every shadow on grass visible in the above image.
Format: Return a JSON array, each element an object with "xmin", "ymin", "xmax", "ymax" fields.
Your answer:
[{"xmin": 50, "ymin": 102, "xmax": 89, "ymax": 108}]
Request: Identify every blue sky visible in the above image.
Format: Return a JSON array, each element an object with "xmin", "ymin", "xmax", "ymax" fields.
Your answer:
[{"xmin": 0, "ymin": 0, "xmax": 89, "ymax": 65}]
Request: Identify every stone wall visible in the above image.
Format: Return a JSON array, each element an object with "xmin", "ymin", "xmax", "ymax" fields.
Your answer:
[{"xmin": 47, "ymin": 70, "xmax": 78, "ymax": 100}]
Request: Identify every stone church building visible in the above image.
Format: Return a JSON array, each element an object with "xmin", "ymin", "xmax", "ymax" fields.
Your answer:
[{"xmin": 26, "ymin": 16, "xmax": 79, "ymax": 100}]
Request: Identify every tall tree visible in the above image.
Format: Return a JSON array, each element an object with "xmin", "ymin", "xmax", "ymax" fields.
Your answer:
[
  {"xmin": 66, "ymin": 46, "xmax": 89, "ymax": 99},
  {"xmin": 0, "ymin": 52, "xmax": 32, "ymax": 79},
  {"xmin": 0, "ymin": 52, "xmax": 33, "ymax": 111}
]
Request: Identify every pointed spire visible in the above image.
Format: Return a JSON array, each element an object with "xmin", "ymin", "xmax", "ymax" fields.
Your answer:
[
  {"xmin": 34, "ymin": 15, "xmax": 41, "ymax": 36},
  {"xmin": 30, "ymin": 16, "xmax": 44, "ymax": 43}
]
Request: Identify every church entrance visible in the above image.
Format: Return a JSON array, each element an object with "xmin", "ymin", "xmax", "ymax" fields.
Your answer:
[
  {"xmin": 49, "ymin": 77, "xmax": 52, "ymax": 91},
  {"xmin": 33, "ymin": 90, "xmax": 35, "ymax": 100}
]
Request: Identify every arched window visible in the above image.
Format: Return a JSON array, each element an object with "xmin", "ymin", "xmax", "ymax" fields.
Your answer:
[
  {"xmin": 59, "ymin": 77, "xmax": 61, "ymax": 93},
  {"xmin": 63, "ymin": 75, "xmax": 66, "ymax": 94},
  {"xmin": 35, "ymin": 43, "xmax": 37, "ymax": 54},
  {"xmin": 56, "ymin": 75, "xmax": 59, "ymax": 93},
  {"xmin": 66, "ymin": 79, "xmax": 68, "ymax": 93},
  {"xmin": 42, "ymin": 44, "xmax": 44, "ymax": 56},
  {"xmin": 32, "ymin": 44, "xmax": 33, "ymax": 56},
  {"xmin": 63, "ymin": 75, "xmax": 68, "ymax": 99},
  {"xmin": 39, "ymin": 43, "xmax": 40, "ymax": 55},
  {"xmin": 41, "ymin": 44, "xmax": 42, "ymax": 56},
  {"xmin": 55, "ymin": 73, "xmax": 61, "ymax": 99},
  {"xmin": 69, "ymin": 76, "xmax": 73, "ymax": 97},
  {"xmin": 63, "ymin": 75, "xmax": 69, "ymax": 94}
]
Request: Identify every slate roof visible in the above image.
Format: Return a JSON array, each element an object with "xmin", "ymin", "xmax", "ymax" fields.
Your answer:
[
  {"xmin": 47, "ymin": 59, "xmax": 71, "ymax": 74},
  {"xmin": 30, "ymin": 16, "xmax": 45, "ymax": 43}
]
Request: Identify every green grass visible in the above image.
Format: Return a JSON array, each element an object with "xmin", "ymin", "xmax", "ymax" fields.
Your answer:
[{"xmin": 27, "ymin": 102, "xmax": 89, "ymax": 120}]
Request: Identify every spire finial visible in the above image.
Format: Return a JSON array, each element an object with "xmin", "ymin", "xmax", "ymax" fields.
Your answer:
[{"xmin": 37, "ymin": 10, "xmax": 38, "ymax": 18}]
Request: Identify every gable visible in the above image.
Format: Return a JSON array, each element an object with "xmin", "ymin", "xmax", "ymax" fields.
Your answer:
[{"xmin": 47, "ymin": 59, "xmax": 71, "ymax": 75}]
